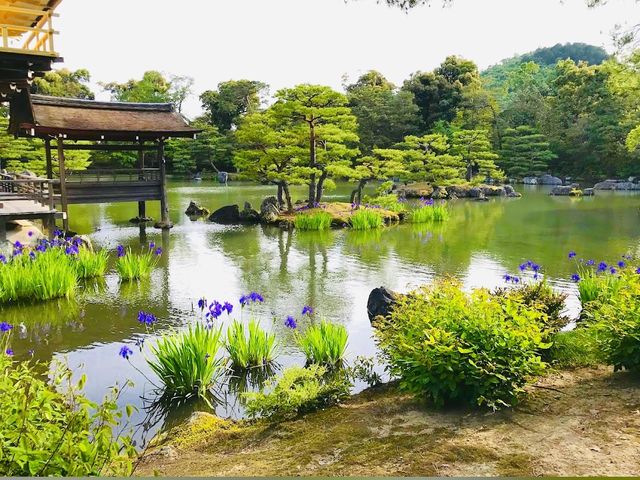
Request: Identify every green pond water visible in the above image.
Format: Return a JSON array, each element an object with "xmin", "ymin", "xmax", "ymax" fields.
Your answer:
[{"xmin": 5, "ymin": 180, "xmax": 640, "ymax": 446}]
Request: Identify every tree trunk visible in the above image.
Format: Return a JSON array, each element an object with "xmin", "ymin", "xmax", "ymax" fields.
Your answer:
[
  {"xmin": 282, "ymin": 182, "xmax": 293, "ymax": 213},
  {"xmin": 357, "ymin": 179, "xmax": 367, "ymax": 205},
  {"xmin": 308, "ymin": 122, "xmax": 317, "ymax": 207},
  {"xmin": 277, "ymin": 183, "xmax": 284, "ymax": 208},
  {"xmin": 315, "ymin": 170, "xmax": 328, "ymax": 205}
]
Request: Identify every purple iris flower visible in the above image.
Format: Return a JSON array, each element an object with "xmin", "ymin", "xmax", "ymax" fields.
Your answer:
[
  {"xmin": 0, "ymin": 255, "xmax": 6, "ymax": 264},
  {"xmin": 154, "ymin": 247, "xmax": 163, "ymax": 256},
  {"xmin": 598, "ymin": 262, "xmax": 608, "ymax": 273},
  {"xmin": 571, "ymin": 274, "xmax": 581, "ymax": 282},
  {"xmin": 618, "ymin": 261, "xmax": 626, "ymax": 268},
  {"xmin": 568, "ymin": 251, "xmax": 576, "ymax": 259},
  {"xmin": 119, "ymin": 345, "xmax": 133, "ymax": 360},
  {"xmin": 137, "ymin": 311, "xmax": 157, "ymax": 325},
  {"xmin": 207, "ymin": 301, "xmax": 223, "ymax": 319},
  {"xmin": 0, "ymin": 322, "xmax": 13, "ymax": 332},
  {"xmin": 27, "ymin": 231, "xmax": 33, "ymax": 238},
  {"xmin": 586, "ymin": 259, "xmax": 595, "ymax": 266},
  {"xmin": 223, "ymin": 302, "xmax": 233, "ymax": 314},
  {"xmin": 285, "ymin": 316, "xmax": 297, "ymax": 329},
  {"xmin": 149, "ymin": 242, "xmax": 155, "ymax": 249},
  {"xmin": 117, "ymin": 245, "xmax": 126, "ymax": 258},
  {"xmin": 5, "ymin": 348, "xmax": 13, "ymax": 356},
  {"xmin": 302, "ymin": 306, "xmax": 313, "ymax": 316},
  {"xmin": 197, "ymin": 298, "xmax": 207, "ymax": 310}
]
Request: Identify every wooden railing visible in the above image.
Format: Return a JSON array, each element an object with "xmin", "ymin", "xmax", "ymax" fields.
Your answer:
[
  {"xmin": 0, "ymin": 4, "xmax": 58, "ymax": 57},
  {"xmin": 0, "ymin": 173, "xmax": 58, "ymax": 209},
  {"xmin": 65, "ymin": 169, "xmax": 162, "ymax": 183}
]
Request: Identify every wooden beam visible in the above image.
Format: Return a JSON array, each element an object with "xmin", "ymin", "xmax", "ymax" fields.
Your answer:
[
  {"xmin": 61, "ymin": 143, "xmax": 158, "ymax": 152},
  {"xmin": 157, "ymin": 139, "xmax": 171, "ymax": 228},
  {"xmin": 44, "ymin": 137, "xmax": 52, "ymax": 179},
  {"xmin": 56, "ymin": 137, "xmax": 68, "ymax": 231},
  {"xmin": 138, "ymin": 141, "xmax": 146, "ymax": 218}
]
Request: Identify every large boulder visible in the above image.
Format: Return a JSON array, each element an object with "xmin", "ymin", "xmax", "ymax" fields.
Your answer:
[
  {"xmin": 208, "ymin": 205, "xmax": 240, "ymax": 224},
  {"xmin": 522, "ymin": 177, "xmax": 538, "ymax": 185},
  {"xmin": 550, "ymin": 186, "xmax": 574, "ymax": 196},
  {"xmin": 432, "ymin": 186, "xmax": 448, "ymax": 199},
  {"xmin": 397, "ymin": 182, "xmax": 434, "ymax": 199},
  {"xmin": 367, "ymin": 287, "xmax": 400, "ymax": 323},
  {"xmin": 468, "ymin": 186, "xmax": 483, "ymax": 198},
  {"xmin": 185, "ymin": 201, "xmax": 210, "ymax": 217},
  {"xmin": 503, "ymin": 185, "xmax": 522, "ymax": 198},
  {"xmin": 539, "ymin": 174, "xmax": 563, "ymax": 186},
  {"xmin": 583, "ymin": 188, "xmax": 595, "ymax": 197},
  {"xmin": 593, "ymin": 180, "xmax": 639, "ymax": 191},
  {"xmin": 239, "ymin": 201, "xmax": 260, "ymax": 224},
  {"xmin": 260, "ymin": 196, "xmax": 280, "ymax": 224}
]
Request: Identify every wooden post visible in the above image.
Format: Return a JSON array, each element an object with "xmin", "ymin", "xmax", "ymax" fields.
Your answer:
[
  {"xmin": 137, "ymin": 141, "xmax": 146, "ymax": 219},
  {"xmin": 44, "ymin": 138, "xmax": 53, "ymax": 180},
  {"xmin": 57, "ymin": 137, "xmax": 69, "ymax": 232},
  {"xmin": 156, "ymin": 138, "xmax": 172, "ymax": 229}
]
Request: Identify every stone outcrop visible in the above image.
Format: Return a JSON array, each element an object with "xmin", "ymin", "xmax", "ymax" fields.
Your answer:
[
  {"xmin": 593, "ymin": 180, "xmax": 640, "ymax": 191},
  {"xmin": 260, "ymin": 196, "xmax": 280, "ymax": 224},
  {"xmin": 185, "ymin": 201, "xmax": 210, "ymax": 217},
  {"xmin": 367, "ymin": 287, "xmax": 400, "ymax": 323},
  {"xmin": 398, "ymin": 183, "xmax": 521, "ymax": 200},
  {"xmin": 208, "ymin": 205, "xmax": 240, "ymax": 224},
  {"xmin": 539, "ymin": 174, "xmax": 563, "ymax": 186},
  {"xmin": 583, "ymin": 188, "xmax": 595, "ymax": 197},
  {"xmin": 396, "ymin": 182, "xmax": 434, "ymax": 199},
  {"xmin": 239, "ymin": 202, "xmax": 260, "ymax": 224},
  {"xmin": 522, "ymin": 176, "xmax": 538, "ymax": 185},
  {"xmin": 550, "ymin": 186, "xmax": 575, "ymax": 196}
]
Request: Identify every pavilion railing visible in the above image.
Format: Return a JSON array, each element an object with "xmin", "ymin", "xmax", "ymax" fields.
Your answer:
[
  {"xmin": 0, "ymin": 173, "xmax": 58, "ymax": 209},
  {"xmin": 64, "ymin": 168, "xmax": 162, "ymax": 183},
  {"xmin": 0, "ymin": 4, "xmax": 58, "ymax": 57}
]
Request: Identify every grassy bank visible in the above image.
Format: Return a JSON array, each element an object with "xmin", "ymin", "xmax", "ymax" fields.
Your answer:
[{"xmin": 138, "ymin": 366, "xmax": 640, "ymax": 477}]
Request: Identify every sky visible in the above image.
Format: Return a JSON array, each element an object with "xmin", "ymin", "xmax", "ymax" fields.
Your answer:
[{"xmin": 53, "ymin": 0, "xmax": 638, "ymax": 118}]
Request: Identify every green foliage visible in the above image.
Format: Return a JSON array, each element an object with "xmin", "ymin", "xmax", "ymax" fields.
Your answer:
[
  {"xmin": 346, "ymin": 70, "xmax": 421, "ymax": 152},
  {"xmin": 73, "ymin": 247, "xmax": 109, "ymax": 279},
  {"xmin": 349, "ymin": 209, "xmax": 384, "ymax": 230},
  {"xmin": 0, "ymin": 248, "xmax": 77, "ymax": 304},
  {"xmin": 363, "ymin": 194, "xmax": 407, "ymax": 212},
  {"xmin": 166, "ymin": 121, "xmax": 227, "ymax": 174},
  {"xmin": 591, "ymin": 271, "xmax": 640, "ymax": 371},
  {"xmin": 243, "ymin": 365, "xmax": 351, "ymax": 421},
  {"xmin": 548, "ymin": 327, "xmax": 603, "ymax": 368},
  {"xmin": 224, "ymin": 319, "xmax": 277, "ymax": 369},
  {"xmin": 101, "ymin": 71, "xmax": 192, "ymax": 108},
  {"xmin": 494, "ymin": 281, "xmax": 569, "ymax": 335},
  {"xmin": 397, "ymin": 134, "xmax": 466, "ymax": 184},
  {"xmin": 0, "ymin": 350, "xmax": 135, "ymax": 476},
  {"xmin": 296, "ymin": 321, "xmax": 349, "ymax": 365},
  {"xmin": 409, "ymin": 203, "xmax": 450, "ymax": 223},
  {"xmin": 402, "ymin": 56, "xmax": 481, "ymax": 129},
  {"xmin": 147, "ymin": 323, "xmax": 226, "ymax": 398},
  {"xmin": 200, "ymin": 80, "xmax": 267, "ymax": 132},
  {"xmin": 499, "ymin": 126, "xmax": 557, "ymax": 178},
  {"xmin": 575, "ymin": 267, "xmax": 621, "ymax": 306},
  {"xmin": 451, "ymin": 129, "xmax": 503, "ymax": 182},
  {"xmin": 375, "ymin": 280, "xmax": 549, "ymax": 409},
  {"xmin": 294, "ymin": 211, "xmax": 333, "ymax": 231},
  {"xmin": 115, "ymin": 246, "xmax": 160, "ymax": 281},
  {"xmin": 31, "ymin": 68, "xmax": 95, "ymax": 99}
]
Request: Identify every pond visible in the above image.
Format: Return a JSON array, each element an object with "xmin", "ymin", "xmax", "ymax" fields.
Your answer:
[{"xmin": 5, "ymin": 180, "xmax": 640, "ymax": 447}]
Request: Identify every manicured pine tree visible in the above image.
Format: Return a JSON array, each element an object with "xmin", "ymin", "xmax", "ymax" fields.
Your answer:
[
  {"xmin": 450, "ymin": 129, "xmax": 503, "ymax": 182},
  {"xmin": 397, "ymin": 134, "xmax": 466, "ymax": 184},
  {"xmin": 499, "ymin": 126, "xmax": 557, "ymax": 178}
]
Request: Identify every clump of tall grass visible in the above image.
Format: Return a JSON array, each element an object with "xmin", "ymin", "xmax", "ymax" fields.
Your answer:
[
  {"xmin": 225, "ymin": 319, "xmax": 277, "ymax": 369},
  {"xmin": 362, "ymin": 194, "xmax": 407, "ymax": 213},
  {"xmin": 571, "ymin": 260, "xmax": 622, "ymax": 305},
  {"xmin": 73, "ymin": 247, "xmax": 109, "ymax": 279},
  {"xmin": 0, "ymin": 247, "xmax": 77, "ymax": 303},
  {"xmin": 349, "ymin": 209, "xmax": 383, "ymax": 230},
  {"xmin": 147, "ymin": 322, "xmax": 226, "ymax": 399},
  {"xmin": 297, "ymin": 320, "xmax": 348, "ymax": 365},
  {"xmin": 410, "ymin": 201, "xmax": 450, "ymax": 224},
  {"xmin": 116, "ymin": 244, "xmax": 161, "ymax": 281},
  {"xmin": 294, "ymin": 211, "xmax": 333, "ymax": 231},
  {"xmin": 548, "ymin": 328, "xmax": 602, "ymax": 368}
]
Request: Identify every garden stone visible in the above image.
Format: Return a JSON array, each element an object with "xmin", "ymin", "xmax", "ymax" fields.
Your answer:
[
  {"xmin": 503, "ymin": 185, "xmax": 521, "ymax": 198},
  {"xmin": 260, "ymin": 196, "xmax": 280, "ymax": 223},
  {"xmin": 209, "ymin": 205, "xmax": 240, "ymax": 224},
  {"xmin": 432, "ymin": 186, "xmax": 448, "ymax": 199},
  {"xmin": 468, "ymin": 187, "xmax": 483, "ymax": 198},
  {"xmin": 367, "ymin": 286, "xmax": 400, "ymax": 323},
  {"xmin": 185, "ymin": 201, "xmax": 210, "ymax": 217},
  {"xmin": 539, "ymin": 174, "xmax": 563, "ymax": 185},
  {"xmin": 550, "ymin": 186, "xmax": 574, "ymax": 196},
  {"xmin": 239, "ymin": 202, "xmax": 261, "ymax": 224},
  {"xmin": 522, "ymin": 177, "xmax": 538, "ymax": 185},
  {"xmin": 584, "ymin": 188, "xmax": 595, "ymax": 196}
]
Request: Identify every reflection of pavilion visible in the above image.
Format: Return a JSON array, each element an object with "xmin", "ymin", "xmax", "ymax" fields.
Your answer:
[{"xmin": 0, "ymin": 0, "xmax": 199, "ymax": 234}]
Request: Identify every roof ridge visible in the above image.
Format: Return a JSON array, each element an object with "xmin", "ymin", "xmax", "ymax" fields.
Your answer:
[{"xmin": 30, "ymin": 95, "xmax": 175, "ymax": 112}]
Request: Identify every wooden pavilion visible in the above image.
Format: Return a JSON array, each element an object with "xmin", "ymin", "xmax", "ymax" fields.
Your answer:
[{"xmin": 9, "ymin": 94, "xmax": 200, "ymax": 230}]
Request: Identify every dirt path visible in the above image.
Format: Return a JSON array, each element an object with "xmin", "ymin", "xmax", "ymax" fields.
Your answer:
[{"xmin": 137, "ymin": 367, "xmax": 640, "ymax": 477}]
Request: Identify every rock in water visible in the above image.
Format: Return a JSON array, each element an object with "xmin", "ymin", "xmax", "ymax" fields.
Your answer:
[
  {"xmin": 503, "ymin": 185, "xmax": 522, "ymax": 198},
  {"xmin": 523, "ymin": 176, "xmax": 538, "ymax": 185},
  {"xmin": 583, "ymin": 188, "xmax": 595, "ymax": 197},
  {"xmin": 539, "ymin": 174, "xmax": 563, "ymax": 186},
  {"xmin": 239, "ymin": 202, "xmax": 261, "ymax": 224},
  {"xmin": 367, "ymin": 287, "xmax": 399, "ymax": 323},
  {"xmin": 185, "ymin": 201, "xmax": 210, "ymax": 217},
  {"xmin": 260, "ymin": 196, "xmax": 280, "ymax": 224},
  {"xmin": 550, "ymin": 186, "xmax": 574, "ymax": 196},
  {"xmin": 208, "ymin": 205, "xmax": 240, "ymax": 224}
]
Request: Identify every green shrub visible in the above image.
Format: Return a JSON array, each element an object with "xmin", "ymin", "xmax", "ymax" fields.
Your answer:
[
  {"xmin": 375, "ymin": 280, "xmax": 549, "ymax": 409},
  {"xmin": 363, "ymin": 194, "xmax": 407, "ymax": 213},
  {"xmin": 297, "ymin": 320, "xmax": 348, "ymax": 365},
  {"xmin": 494, "ymin": 281, "xmax": 569, "ymax": 335},
  {"xmin": 0, "ymin": 332, "xmax": 135, "ymax": 476},
  {"xmin": 147, "ymin": 322, "xmax": 226, "ymax": 398},
  {"xmin": 73, "ymin": 247, "xmax": 109, "ymax": 279},
  {"xmin": 225, "ymin": 319, "xmax": 277, "ymax": 369},
  {"xmin": 409, "ymin": 203, "xmax": 450, "ymax": 223},
  {"xmin": 0, "ymin": 248, "xmax": 77, "ymax": 304},
  {"xmin": 242, "ymin": 365, "xmax": 351, "ymax": 421},
  {"xmin": 548, "ymin": 327, "xmax": 603, "ymax": 368},
  {"xmin": 116, "ymin": 245, "xmax": 161, "ymax": 281},
  {"xmin": 591, "ymin": 271, "xmax": 640, "ymax": 371},
  {"xmin": 574, "ymin": 265, "xmax": 621, "ymax": 307},
  {"xmin": 294, "ymin": 211, "xmax": 333, "ymax": 231},
  {"xmin": 349, "ymin": 209, "xmax": 383, "ymax": 230}
]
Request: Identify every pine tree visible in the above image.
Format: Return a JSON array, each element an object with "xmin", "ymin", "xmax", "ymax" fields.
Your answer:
[
  {"xmin": 450, "ymin": 129, "xmax": 503, "ymax": 182},
  {"xmin": 398, "ymin": 134, "xmax": 466, "ymax": 184},
  {"xmin": 499, "ymin": 126, "xmax": 557, "ymax": 178}
]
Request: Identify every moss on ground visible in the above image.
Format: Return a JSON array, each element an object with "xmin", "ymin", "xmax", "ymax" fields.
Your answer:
[{"xmin": 138, "ymin": 367, "xmax": 640, "ymax": 477}]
